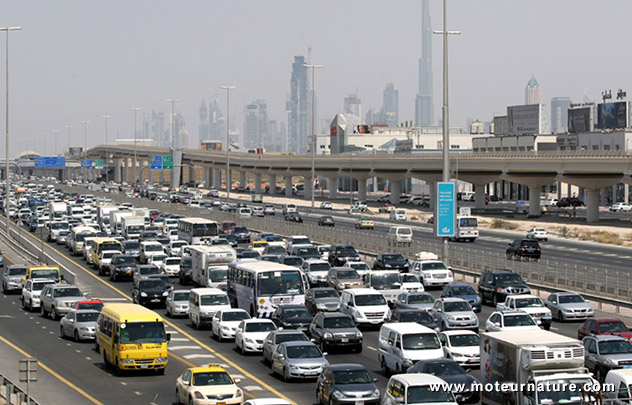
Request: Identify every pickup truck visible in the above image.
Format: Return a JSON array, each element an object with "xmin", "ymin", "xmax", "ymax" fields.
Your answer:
[{"xmin": 495, "ymin": 294, "xmax": 552, "ymax": 330}]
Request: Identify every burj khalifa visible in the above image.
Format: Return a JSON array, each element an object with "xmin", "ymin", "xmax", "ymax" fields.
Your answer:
[{"xmin": 415, "ymin": 0, "xmax": 434, "ymax": 126}]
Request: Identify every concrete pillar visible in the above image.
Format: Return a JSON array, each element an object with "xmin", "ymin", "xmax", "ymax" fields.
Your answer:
[
  {"xmin": 585, "ymin": 189, "xmax": 600, "ymax": 223},
  {"xmin": 428, "ymin": 182, "xmax": 435, "ymax": 209},
  {"xmin": 528, "ymin": 186, "xmax": 541, "ymax": 217},
  {"xmin": 132, "ymin": 157, "xmax": 137, "ymax": 184},
  {"xmin": 329, "ymin": 176, "xmax": 338, "ymax": 199},
  {"xmin": 390, "ymin": 181, "xmax": 401, "ymax": 205},
  {"xmin": 557, "ymin": 182, "xmax": 562, "ymax": 200},
  {"xmin": 159, "ymin": 169, "xmax": 165, "ymax": 185},
  {"xmin": 239, "ymin": 172, "xmax": 246, "ymax": 189},
  {"xmin": 254, "ymin": 173, "xmax": 262, "ymax": 194},
  {"xmin": 357, "ymin": 179, "xmax": 367, "ymax": 201},
  {"xmin": 269, "ymin": 174, "xmax": 277, "ymax": 195},
  {"xmin": 123, "ymin": 158, "xmax": 129, "ymax": 184},
  {"xmin": 147, "ymin": 160, "xmax": 153, "ymax": 184},
  {"xmin": 285, "ymin": 176, "xmax": 293, "ymax": 197},
  {"xmin": 601, "ymin": 188, "xmax": 608, "ymax": 206},
  {"xmin": 613, "ymin": 184, "xmax": 619, "ymax": 203},
  {"xmin": 212, "ymin": 168, "xmax": 220, "ymax": 189},
  {"xmin": 188, "ymin": 166, "xmax": 195, "ymax": 185},
  {"xmin": 625, "ymin": 184, "xmax": 630, "ymax": 203},
  {"xmin": 474, "ymin": 184, "xmax": 486, "ymax": 209},
  {"xmin": 204, "ymin": 167, "xmax": 212, "ymax": 188}
]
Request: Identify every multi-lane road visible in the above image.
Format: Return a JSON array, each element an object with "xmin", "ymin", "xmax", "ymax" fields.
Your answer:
[{"xmin": 0, "ymin": 183, "xmax": 630, "ymax": 405}]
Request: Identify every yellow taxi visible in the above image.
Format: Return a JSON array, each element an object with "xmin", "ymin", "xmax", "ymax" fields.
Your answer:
[
  {"xmin": 175, "ymin": 364, "xmax": 244, "ymax": 405},
  {"xmin": 354, "ymin": 217, "xmax": 375, "ymax": 230}
]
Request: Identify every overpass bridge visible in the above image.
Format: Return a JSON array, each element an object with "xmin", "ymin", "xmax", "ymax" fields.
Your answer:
[{"xmin": 26, "ymin": 144, "xmax": 632, "ymax": 222}]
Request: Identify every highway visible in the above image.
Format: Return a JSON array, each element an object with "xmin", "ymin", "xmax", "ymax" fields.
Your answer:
[{"xmin": 1, "ymin": 183, "xmax": 631, "ymax": 404}]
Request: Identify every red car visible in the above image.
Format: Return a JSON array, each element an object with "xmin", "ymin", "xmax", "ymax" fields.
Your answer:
[
  {"xmin": 221, "ymin": 221, "xmax": 236, "ymax": 234},
  {"xmin": 71, "ymin": 300, "xmax": 104, "ymax": 312},
  {"xmin": 577, "ymin": 318, "xmax": 632, "ymax": 341}
]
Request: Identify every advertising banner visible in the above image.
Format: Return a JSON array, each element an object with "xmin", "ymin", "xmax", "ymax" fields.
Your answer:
[
  {"xmin": 568, "ymin": 107, "xmax": 593, "ymax": 133},
  {"xmin": 507, "ymin": 104, "xmax": 543, "ymax": 135},
  {"xmin": 436, "ymin": 182, "xmax": 456, "ymax": 237},
  {"xmin": 597, "ymin": 101, "xmax": 628, "ymax": 129},
  {"xmin": 69, "ymin": 147, "xmax": 83, "ymax": 156}
]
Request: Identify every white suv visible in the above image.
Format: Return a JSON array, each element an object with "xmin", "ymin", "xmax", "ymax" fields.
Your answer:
[
  {"xmin": 339, "ymin": 288, "xmax": 390, "ymax": 326},
  {"xmin": 21, "ymin": 278, "xmax": 55, "ymax": 312}
]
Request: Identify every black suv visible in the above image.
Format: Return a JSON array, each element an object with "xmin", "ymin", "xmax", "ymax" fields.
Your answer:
[
  {"xmin": 179, "ymin": 256, "xmax": 193, "ymax": 285},
  {"xmin": 506, "ymin": 239, "xmax": 541, "ymax": 261},
  {"xmin": 132, "ymin": 278, "xmax": 168, "ymax": 308},
  {"xmin": 373, "ymin": 253, "xmax": 410, "ymax": 271},
  {"xmin": 107, "ymin": 254, "xmax": 137, "ymax": 281},
  {"xmin": 478, "ymin": 269, "xmax": 530, "ymax": 306},
  {"xmin": 557, "ymin": 197, "xmax": 584, "ymax": 207},
  {"xmin": 232, "ymin": 226, "xmax": 251, "ymax": 243},
  {"xmin": 309, "ymin": 312, "xmax": 362, "ymax": 353},
  {"xmin": 328, "ymin": 244, "xmax": 361, "ymax": 267}
]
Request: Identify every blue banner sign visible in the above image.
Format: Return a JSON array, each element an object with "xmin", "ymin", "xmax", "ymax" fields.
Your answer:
[
  {"xmin": 81, "ymin": 159, "xmax": 93, "ymax": 169},
  {"xmin": 436, "ymin": 182, "xmax": 456, "ymax": 237},
  {"xmin": 150, "ymin": 156, "xmax": 163, "ymax": 169},
  {"xmin": 34, "ymin": 157, "xmax": 66, "ymax": 168}
]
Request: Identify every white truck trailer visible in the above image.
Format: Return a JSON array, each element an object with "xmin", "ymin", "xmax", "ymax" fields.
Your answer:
[{"xmin": 189, "ymin": 245, "xmax": 236, "ymax": 289}]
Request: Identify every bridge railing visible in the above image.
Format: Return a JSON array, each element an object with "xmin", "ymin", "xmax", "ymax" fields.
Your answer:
[{"xmin": 0, "ymin": 373, "xmax": 39, "ymax": 405}]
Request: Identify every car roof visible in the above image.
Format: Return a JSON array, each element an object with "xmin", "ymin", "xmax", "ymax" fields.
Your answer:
[
  {"xmin": 189, "ymin": 364, "xmax": 229, "ymax": 373},
  {"xmin": 243, "ymin": 318, "xmax": 275, "ymax": 323},
  {"xmin": 74, "ymin": 309, "xmax": 101, "ymax": 314},
  {"xmin": 440, "ymin": 297, "xmax": 469, "ymax": 303},
  {"xmin": 391, "ymin": 373, "xmax": 447, "ymax": 386},
  {"xmin": 595, "ymin": 318, "xmax": 624, "ymax": 323},
  {"xmin": 281, "ymin": 341, "xmax": 317, "ymax": 348},
  {"xmin": 344, "ymin": 288, "xmax": 383, "ymax": 295},
  {"xmin": 440, "ymin": 330, "xmax": 478, "ymax": 336},
  {"xmin": 326, "ymin": 363, "xmax": 368, "ymax": 371},
  {"xmin": 321, "ymin": 311, "xmax": 351, "ymax": 318},
  {"xmin": 586, "ymin": 334, "xmax": 628, "ymax": 342}
]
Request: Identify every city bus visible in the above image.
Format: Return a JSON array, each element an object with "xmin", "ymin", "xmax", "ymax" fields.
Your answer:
[
  {"xmin": 227, "ymin": 261, "xmax": 308, "ymax": 318},
  {"xmin": 177, "ymin": 218, "xmax": 218, "ymax": 245},
  {"xmin": 96, "ymin": 303, "xmax": 170, "ymax": 375}
]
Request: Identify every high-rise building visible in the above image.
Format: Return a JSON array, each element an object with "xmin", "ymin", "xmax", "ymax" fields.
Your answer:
[
  {"xmin": 208, "ymin": 95, "xmax": 225, "ymax": 142},
  {"xmin": 289, "ymin": 56, "xmax": 308, "ymax": 153},
  {"xmin": 199, "ymin": 99, "xmax": 209, "ymax": 146},
  {"xmin": 343, "ymin": 94, "xmax": 362, "ymax": 118},
  {"xmin": 173, "ymin": 112, "xmax": 187, "ymax": 149},
  {"xmin": 383, "ymin": 83, "xmax": 399, "ymax": 127},
  {"xmin": 525, "ymin": 75, "xmax": 542, "ymax": 104},
  {"xmin": 243, "ymin": 99, "xmax": 268, "ymax": 150},
  {"xmin": 365, "ymin": 108, "xmax": 380, "ymax": 126},
  {"xmin": 415, "ymin": 0, "xmax": 434, "ymax": 126},
  {"xmin": 551, "ymin": 97, "xmax": 571, "ymax": 134},
  {"xmin": 149, "ymin": 111, "xmax": 167, "ymax": 147}
]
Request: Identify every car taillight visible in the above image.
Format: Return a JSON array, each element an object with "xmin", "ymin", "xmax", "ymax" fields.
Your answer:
[
  {"xmin": 537, "ymin": 246, "xmax": 541, "ymax": 250},
  {"xmin": 520, "ymin": 246, "xmax": 526, "ymax": 250}
]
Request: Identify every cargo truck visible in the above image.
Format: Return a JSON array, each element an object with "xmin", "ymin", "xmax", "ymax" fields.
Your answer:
[
  {"xmin": 110, "ymin": 210, "xmax": 134, "ymax": 235},
  {"xmin": 481, "ymin": 329, "xmax": 597, "ymax": 405},
  {"xmin": 48, "ymin": 202, "xmax": 67, "ymax": 221},
  {"xmin": 189, "ymin": 245, "xmax": 236, "ymax": 289},
  {"xmin": 121, "ymin": 216, "xmax": 146, "ymax": 240},
  {"xmin": 96, "ymin": 205, "xmax": 117, "ymax": 232}
]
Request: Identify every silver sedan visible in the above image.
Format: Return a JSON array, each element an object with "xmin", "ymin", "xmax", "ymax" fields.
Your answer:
[
  {"xmin": 271, "ymin": 341, "xmax": 328, "ymax": 381},
  {"xmin": 59, "ymin": 309, "xmax": 99, "ymax": 341},
  {"xmin": 544, "ymin": 292, "xmax": 594, "ymax": 322}
]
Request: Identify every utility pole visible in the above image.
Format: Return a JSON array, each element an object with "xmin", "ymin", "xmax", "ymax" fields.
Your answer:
[{"xmin": 220, "ymin": 86, "xmax": 235, "ymax": 201}]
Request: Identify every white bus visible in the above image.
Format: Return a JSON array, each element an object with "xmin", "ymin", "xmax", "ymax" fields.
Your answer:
[
  {"xmin": 227, "ymin": 261, "xmax": 308, "ymax": 318},
  {"xmin": 177, "ymin": 218, "xmax": 219, "ymax": 245}
]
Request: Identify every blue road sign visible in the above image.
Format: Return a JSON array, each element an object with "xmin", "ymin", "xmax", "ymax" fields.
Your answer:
[
  {"xmin": 150, "ymin": 156, "xmax": 163, "ymax": 170},
  {"xmin": 81, "ymin": 159, "xmax": 93, "ymax": 169},
  {"xmin": 436, "ymin": 182, "xmax": 456, "ymax": 237},
  {"xmin": 35, "ymin": 157, "xmax": 66, "ymax": 168}
]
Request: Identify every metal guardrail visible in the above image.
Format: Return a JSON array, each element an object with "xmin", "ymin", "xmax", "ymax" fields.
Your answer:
[
  {"xmin": 53, "ymin": 183, "xmax": 632, "ymax": 313},
  {"xmin": 0, "ymin": 373, "xmax": 39, "ymax": 405}
]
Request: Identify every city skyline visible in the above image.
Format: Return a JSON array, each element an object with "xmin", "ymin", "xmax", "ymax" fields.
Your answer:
[{"xmin": 1, "ymin": 0, "xmax": 631, "ymax": 155}]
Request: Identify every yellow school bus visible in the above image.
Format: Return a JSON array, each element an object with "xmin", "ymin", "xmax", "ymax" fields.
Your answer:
[
  {"xmin": 96, "ymin": 303, "xmax": 170, "ymax": 374},
  {"xmin": 22, "ymin": 265, "xmax": 61, "ymax": 286}
]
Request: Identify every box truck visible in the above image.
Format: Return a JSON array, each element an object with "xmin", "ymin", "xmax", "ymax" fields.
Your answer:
[{"xmin": 189, "ymin": 245, "xmax": 236, "ymax": 289}]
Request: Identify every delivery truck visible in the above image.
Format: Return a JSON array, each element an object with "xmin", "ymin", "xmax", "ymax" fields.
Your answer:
[
  {"xmin": 481, "ymin": 329, "xmax": 597, "ymax": 405},
  {"xmin": 189, "ymin": 245, "xmax": 236, "ymax": 289},
  {"xmin": 121, "ymin": 216, "xmax": 146, "ymax": 240},
  {"xmin": 110, "ymin": 210, "xmax": 134, "ymax": 235}
]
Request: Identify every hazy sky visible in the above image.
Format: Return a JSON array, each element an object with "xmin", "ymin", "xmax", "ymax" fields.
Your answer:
[{"xmin": 1, "ymin": 0, "xmax": 631, "ymax": 156}]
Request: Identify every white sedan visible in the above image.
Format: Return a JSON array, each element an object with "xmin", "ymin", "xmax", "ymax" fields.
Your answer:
[
  {"xmin": 439, "ymin": 330, "xmax": 480, "ymax": 367},
  {"xmin": 484, "ymin": 311, "xmax": 540, "ymax": 332},
  {"xmin": 211, "ymin": 309, "xmax": 251, "ymax": 341},
  {"xmin": 160, "ymin": 257, "xmax": 182, "ymax": 276},
  {"xmin": 610, "ymin": 202, "xmax": 632, "ymax": 212},
  {"xmin": 235, "ymin": 319, "xmax": 277, "ymax": 354},
  {"xmin": 526, "ymin": 227, "xmax": 548, "ymax": 241},
  {"xmin": 320, "ymin": 201, "xmax": 333, "ymax": 210}
]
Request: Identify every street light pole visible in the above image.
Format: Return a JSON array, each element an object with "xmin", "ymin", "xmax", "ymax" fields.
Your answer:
[
  {"xmin": 1, "ymin": 26, "xmax": 21, "ymax": 238},
  {"xmin": 303, "ymin": 63, "xmax": 324, "ymax": 209},
  {"xmin": 130, "ymin": 107, "xmax": 141, "ymax": 184},
  {"xmin": 434, "ymin": 0, "xmax": 460, "ymax": 263},
  {"xmin": 66, "ymin": 125, "xmax": 72, "ymax": 153},
  {"xmin": 166, "ymin": 98, "xmax": 179, "ymax": 188},
  {"xmin": 102, "ymin": 115, "xmax": 110, "ymax": 182},
  {"xmin": 220, "ymin": 86, "xmax": 235, "ymax": 201},
  {"xmin": 81, "ymin": 120, "xmax": 90, "ymax": 181}
]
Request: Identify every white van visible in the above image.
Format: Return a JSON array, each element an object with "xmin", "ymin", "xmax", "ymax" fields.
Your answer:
[
  {"xmin": 604, "ymin": 368, "xmax": 632, "ymax": 403},
  {"xmin": 139, "ymin": 240, "xmax": 164, "ymax": 264},
  {"xmin": 390, "ymin": 209, "xmax": 407, "ymax": 221},
  {"xmin": 388, "ymin": 226, "xmax": 413, "ymax": 244},
  {"xmin": 364, "ymin": 271, "xmax": 405, "ymax": 303},
  {"xmin": 383, "ymin": 373, "xmax": 458, "ymax": 405},
  {"xmin": 378, "ymin": 323, "xmax": 444, "ymax": 374},
  {"xmin": 188, "ymin": 288, "xmax": 231, "ymax": 329},
  {"xmin": 238, "ymin": 207, "xmax": 252, "ymax": 218},
  {"xmin": 339, "ymin": 288, "xmax": 390, "ymax": 326},
  {"xmin": 283, "ymin": 203, "xmax": 297, "ymax": 215}
]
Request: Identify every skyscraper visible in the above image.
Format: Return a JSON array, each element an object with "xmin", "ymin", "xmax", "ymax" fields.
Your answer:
[
  {"xmin": 243, "ymin": 99, "xmax": 268, "ymax": 150},
  {"xmin": 198, "ymin": 99, "xmax": 209, "ymax": 145},
  {"xmin": 343, "ymin": 94, "xmax": 362, "ymax": 117},
  {"xmin": 289, "ymin": 56, "xmax": 308, "ymax": 153},
  {"xmin": 208, "ymin": 95, "xmax": 225, "ymax": 142},
  {"xmin": 383, "ymin": 82, "xmax": 399, "ymax": 127},
  {"xmin": 415, "ymin": 0, "xmax": 434, "ymax": 126},
  {"xmin": 525, "ymin": 75, "xmax": 542, "ymax": 104},
  {"xmin": 551, "ymin": 97, "xmax": 572, "ymax": 134}
]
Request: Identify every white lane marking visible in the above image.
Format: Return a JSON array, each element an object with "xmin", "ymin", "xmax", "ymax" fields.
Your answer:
[
  {"xmin": 0, "ymin": 314, "xmax": 15, "ymax": 318},
  {"xmin": 85, "ymin": 357, "xmax": 92, "ymax": 361},
  {"xmin": 550, "ymin": 326, "xmax": 559, "ymax": 331},
  {"xmin": 183, "ymin": 354, "xmax": 216, "ymax": 360},
  {"xmin": 42, "ymin": 326, "xmax": 47, "ymax": 329},
  {"xmin": 120, "ymin": 382, "xmax": 127, "ymax": 386},
  {"xmin": 134, "ymin": 391, "xmax": 142, "ymax": 396},
  {"xmin": 603, "ymin": 253, "xmax": 618, "ymax": 257},
  {"xmin": 232, "ymin": 374, "xmax": 245, "ymax": 379},
  {"xmin": 367, "ymin": 346, "xmax": 377, "ymax": 351},
  {"xmin": 169, "ymin": 345, "xmax": 202, "ymax": 351},
  {"xmin": 243, "ymin": 386, "xmax": 264, "ymax": 391},
  {"xmin": 75, "ymin": 350, "xmax": 81, "ymax": 353},
  {"xmin": 170, "ymin": 337, "xmax": 189, "ymax": 342}
]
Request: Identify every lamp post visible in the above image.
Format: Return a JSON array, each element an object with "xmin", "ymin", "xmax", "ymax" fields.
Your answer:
[
  {"xmin": 130, "ymin": 107, "xmax": 141, "ymax": 184},
  {"xmin": 1, "ymin": 26, "xmax": 21, "ymax": 238},
  {"xmin": 433, "ymin": 0, "xmax": 460, "ymax": 263},
  {"xmin": 166, "ymin": 98, "xmax": 179, "ymax": 187},
  {"xmin": 66, "ymin": 125, "xmax": 72, "ymax": 153},
  {"xmin": 220, "ymin": 86, "xmax": 235, "ymax": 201},
  {"xmin": 303, "ymin": 63, "xmax": 324, "ymax": 209},
  {"xmin": 51, "ymin": 130, "xmax": 59, "ymax": 156},
  {"xmin": 102, "ymin": 115, "xmax": 110, "ymax": 182},
  {"xmin": 81, "ymin": 120, "xmax": 90, "ymax": 180}
]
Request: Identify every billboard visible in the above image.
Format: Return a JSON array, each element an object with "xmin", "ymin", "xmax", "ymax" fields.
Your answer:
[
  {"xmin": 436, "ymin": 182, "xmax": 456, "ymax": 237},
  {"xmin": 34, "ymin": 157, "xmax": 66, "ymax": 168},
  {"xmin": 597, "ymin": 101, "xmax": 628, "ymax": 129},
  {"xmin": 200, "ymin": 141, "xmax": 222, "ymax": 151},
  {"xmin": 568, "ymin": 107, "xmax": 593, "ymax": 133},
  {"xmin": 507, "ymin": 104, "xmax": 543, "ymax": 135},
  {"xmin": 492, "ymin": 116, "xmax": 508, "ymax": 135},
  {"xmin": 394, "ymin": 139, "xmax": 413, "ymax": 153},
  {"xmin": 69, "ymin": 147, "xmax": 83, "ymax": 156},
  {"xmin": 352, "ymin": 125, "xmax": 370, "ymax": 134}
]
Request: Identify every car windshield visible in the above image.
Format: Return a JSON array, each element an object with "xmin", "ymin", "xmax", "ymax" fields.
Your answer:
[
  {"xmin": 119, "ymin": 321, "xmax": 166, "ymax": 344},
  {"xmin": 422, "ymin": 262, "xmax": 447, "ymax": 270},
  {"xmin": 314, "ymin": 289, "xmax": 339, "ymax": 299},
  {"xmin": 173, "ymin": 292, "xmax": 190, "ymax": 301},
  {"xmin": 449, "ymin": 334, "xmax": 480, "ymax": 347},
  {"xmin": 336, "ymin": 270, "xmax": 360, "ymax": 280},
  {"xmin": 334, "ymin": 246, "xmax": 357, "ymax": 256},
  {"xmin": 600, "ymin": 321, "xmax": 628, "ymax": 333},
  {"xmin": 51, "ymin": 222, "xmax": 69, "ymax": 230},
  {"xmin": 355, "ymin": 294, "xmax": 387, "ymax": 306},
  {"xmin": 348, "ymin": 263, "xmax": 370, "ymax": 271},
  {"xmin": 124, "ymin": 241, "xmax": 140, "ymax": 249},
  {"xmin": 451, "ymin": 285, "xmax": 476, "ymax": 296},
  {"xmin": 383, "ymin": 254, "xmax": 405, "ymax": 262},
  {"xmin": 323, "ymin": 316, "xmax": 356, "ymax": 329},
  {"xmin": 233, "ymin": 226, "xmax": 248, "ymax": 233},
  {"xmin": 401, "ymin": 274, "xmax": 419, "ymax": 283},
  {"xmin": 408, "ymin": 294, "xmax": 434, "ymax": 304},
  {"xmin": 145, "ymin": 244, "xmax": 163, "ymax": 252},
  {"xmin": 399, "ymin": 311, "xmax": 433, "ymax": 323},
  {"xmin": 332, "ymin": 369, "xmax": 372, "ymax": 384},
  {"xmin": 515, "ymin": 297, "xmax": 543, "ymax": 308},
  {"xmin": 537, "ymin": 378, "xmax": 591, "ymax": 405},
  {"xmin": 309, "ymin": 263, "xmax": 330, "ymax": 272},
  {"xmin": 102, "ymin": 252, "xmax": 116, "ymax": 259},
  {"xmin": 192, "ymin": 371, "xmax": 233, "ymax": 386},
  {"xmin": 495, "ymin": 274, "xmax": 524, "ymax": 284},
  {"xmin": 245, "ymin": 322, "xmax": 276, "ymax": 332},
  {"xmin": 459, "ymin": 217, "xmax": 478, "ymax": 227},
  {"xmin": 139, "ymin": 266, "xmax": 160, "ymax": 275},
  {"xmin": 267, "ymin": 246, "xmax": 286, "ymax": 254},
  {"xmin": 598, "ymin": 340, "xmax": 632, "ymax": 355},
  {"xmin": 8, "ymin": 267, "xmax": 26, "ymax": 276},
  {"xmin": 265, "ymin": 236, "xmax": 283, "ymax": 242},
  {"xmin": 558, "ymin": 294, "xmax": 585, "ymax": 304},
  {"xmin": 208, "ymin": 268, "xmax": 228, "ymax": 281},
  {"xmin": 78, "ymin": 302, "xmax": 103, "ymax": 311},
  {"xmin": 76, "ymin": 312, "xmax": 99, "ymax": 322},
  {"xmin": 275, "ymin": 333, "xmax": 308, "ymax": 344},
  {"xmin": 370, "ymin": 273, "xmax": 401, "ymax": 289},
  {"xmin": 257, "ymin": 270, "xmax": 304, "ymax": 296},
  {"xmin": 296, "ymin": 247, "xmax": 319, "ymax": 256},
  {"xmin": 286, "ymin": 344, "xmax": 322, "ymax": 359},
  {"xmin": 402, "ymin": 333, "xmax": 441, "ymax": 350},
  {"xmin": 282, "ymin": 308, "xmax": 311, "ymax": 318},
  {"xmin": 424, "ymin": 361, "xmax": 466, "ymax": 376},
  {"xmin": 504, "ymin": 314, "xmax": 536, "ymax": 327},
  {"xmin": 171, "ymin": 242, "xmax": 186, "ymax": 248},
  {"xmin": 53, "ymin": 288, "xmax": 82, "ymax": 297},
  {"xmin": 200, "ymin": 294, "xmax": 229, "ymax": 306},
  {"xmin": 32, "ymin": 282, "xmax": 49, "ymax": 291},
  {"xmin": 222, "ymin": 311, "xmax": 250, "ymax": 321},
  {"xmin": 165, "ymin": 258, "xmax": 181, "ymax": 266},
  {"xmin": 139, "ymin": 280, "xmax": 164, "ymax": 289},
  {"xmin": 444, "ymin": 301, "xmax": 472, "ymax": 312}
]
